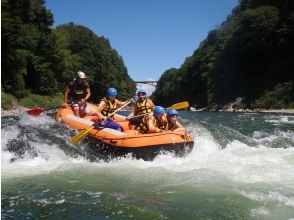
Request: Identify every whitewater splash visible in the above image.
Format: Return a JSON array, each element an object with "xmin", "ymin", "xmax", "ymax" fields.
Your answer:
[
  {"xmin": 1, "ymin": 112, "xmax": 294, "ymax": 219},
  {"xmin": 2, "ymin": 113, "xmax": 294, "ymax": 183}
]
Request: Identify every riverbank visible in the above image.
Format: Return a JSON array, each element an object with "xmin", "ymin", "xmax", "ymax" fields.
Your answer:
[
  {"xmin": 249, "ymin": 109, "xmax": 294, "ymax": 114},
  {"xmin": 220, "ymin": 108, "xmax": 294, "ymax": 114},
  {"xmin": 1, "ymin": 106, "xmax": 28, "ymax": 117},
  {"xmin": 190, "ymin": 107, "xmax": 294, "ymax": 114}
]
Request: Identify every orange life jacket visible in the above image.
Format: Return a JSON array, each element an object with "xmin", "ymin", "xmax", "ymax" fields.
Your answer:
[{"xmin": 101, "ymin": 97, "xmax": 117, "ymax": 118}]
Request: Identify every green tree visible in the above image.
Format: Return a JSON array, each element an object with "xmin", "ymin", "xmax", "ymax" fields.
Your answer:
[
  {"xmin": 54, "ymin": 23, "xmax": 136, "ymax": 102},
  {"xmin": 153, "ymin": 0, "xmax": 294, "ymax": 109},
  {"xmin": 2, "ymin": 0, "xmax": 57, "ymax": 96}
]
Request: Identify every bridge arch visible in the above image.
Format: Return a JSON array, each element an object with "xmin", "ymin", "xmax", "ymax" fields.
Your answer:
[{"xmin": 135, "ymin": 81, "xmax": 157, "ymax": 87}]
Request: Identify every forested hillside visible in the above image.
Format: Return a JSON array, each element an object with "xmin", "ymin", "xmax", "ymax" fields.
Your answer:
[
  {"xmin": 53, "ymin": 24, "xmax": 136, "ymax": 101},
  {"xmin": 2, "ymin": 0, "xmax": 293, "ymax": 110},
  {"xmin": 1, "ymin": 0, "xmax": 136, "ymax": 108},
  {"xmin": 153, "ymin": 0, "xmax": 294, "ymax": 109}
]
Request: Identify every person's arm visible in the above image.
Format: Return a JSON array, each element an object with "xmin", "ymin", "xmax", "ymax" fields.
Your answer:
[
  {"xmin": 170, "ymin": 122, "xmax": 186, "ymax": 131},
  {"xmin": 84, "ymin": 87, "xmax": 91, "ymax": 102},
  {"xmin": 62, "ymin": 87, "xmax": 71, "ymax": 107},
  {"xmin": 148, "ymin": 99, "xmax": 155, "ymax": 110},
  {"xmin": 117, "ymin": 98, "xmax": 134, "ymax": 107},
  {"xmin": 96, "ymin": 100, "xmax": 107, "ymax": 120},
  {"xmin": 172, "ymin": 127, "xmax": 187, "ymax": 134},
  {"xmin": 81, "ymin": 84, "xmax": 91, "ymax": 103},
  {"xmin": 126, "ymin": 106, "xmax": 135, "ymax": 120},
  {"xmin": 116, "ymin": 99, "xmax": 125, "ymax": 107},
  {"xmin": 170, "ymin": 121, "xmax": 184, "ymax": 131},
  {"xmin": 176, "ymin": 121, "xmax": 184, "ymax": 128},
  {"xmin": 148, "ymin": 100, "xmax": 155, "ymax": 116},
  {"xmin": 146, "ymin": 116, "xmax": 162, "ymax": 133}
]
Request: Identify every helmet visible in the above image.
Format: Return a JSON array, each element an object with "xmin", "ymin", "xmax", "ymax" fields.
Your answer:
[
  {"xmin": 77, "ymin": 71, "xmax": 86, "ymax": 79},
  {"xmin": 167, "ymin": 109, "xmax": 178, "ymax": 117},
  {"xmin": 153, "ymin": 106, "xmax": 165, "ymax": 117},
  {"xmin": 107, "ymin": 87, "xmax": 118, "ymax": 96},
  {"xmin": 137, "ymin": 89, "xmax": 146, "ymax": 96}
]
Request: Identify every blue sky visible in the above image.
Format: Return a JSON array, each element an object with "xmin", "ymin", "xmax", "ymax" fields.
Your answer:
[{"xmin": 46, "ymin": 0, "xmax": 238, "ymax": 81}]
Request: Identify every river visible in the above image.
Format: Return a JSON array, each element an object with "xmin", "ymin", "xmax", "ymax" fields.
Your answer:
[{"xmin": 1, "ymin": 111, "xmax": 294, "ymax": 219}]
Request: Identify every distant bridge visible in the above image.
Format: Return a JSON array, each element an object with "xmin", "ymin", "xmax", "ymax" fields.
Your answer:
[{"xmin": 135, "ymin": 81, "xmax": 158, "ymax": 87}]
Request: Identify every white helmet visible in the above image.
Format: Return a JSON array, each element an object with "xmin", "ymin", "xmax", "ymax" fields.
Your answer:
[{"xmin": 77, "ymin": 71, "xmax": 86, "ymax": 79}]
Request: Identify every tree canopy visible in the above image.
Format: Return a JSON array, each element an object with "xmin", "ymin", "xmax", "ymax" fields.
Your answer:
[
  {"xmin": 153, "ymin": 0, "xmax": 294, "ymax": 109},
  {"xmin": 2, "ymin": 0, "xmax": 293, "ymax": 109},
  {"xmin": 2, "ymin": 0, "xmax": 136, "ymax": 102}
]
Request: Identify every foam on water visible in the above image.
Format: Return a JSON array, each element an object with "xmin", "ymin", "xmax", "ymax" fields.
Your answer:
[
  {"xmin": 1, "ymin": 114, "xmax": 88, "ymax": 177},
  {"xmin": 2, "ymin": 112, "xmax": 294, "ymax": 219},
  {"xmin": 2, "ymin": 114, "xmax": 294, "ymax": 185},
  {"xmin": 265, "ymin": 115, "xmax": 294, "ymax": 125}
]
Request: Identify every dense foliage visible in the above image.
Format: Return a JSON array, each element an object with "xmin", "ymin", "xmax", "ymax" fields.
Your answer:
[
  {"xmin": 2, "ymin": 0, "xmax": 293, "ymax": 109},
  {"xmin": 1, "ymin": 0, "xmax": 136, "ymax": 106},
  {"xmin": 153, "ymin": 0, "xmax": 294, "ymax": 109},
  {"xmin": 53, "ymin": 23, "xmax": 136, "ymax": 101},
  {"xmin": 2, "ymin": 0, "xmax": 56, "ymax": 97}
]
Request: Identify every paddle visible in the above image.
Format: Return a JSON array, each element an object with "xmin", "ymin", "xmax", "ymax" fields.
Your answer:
[
  {"xmin": 166, "ymin": 101, "xmax": 189, "ymax": 110},
  {"xmin": 26, "ymin": 106, "xmax": 62, "ymax": 116},
  {"xmin": 126, "ymin": 113, "xmax": 149, "ymax": 120},
  {"xmin": 125, "ymin": 101, "xmax": 190, "ymax": 122},
  {"xmin": 71, "ymin": 100, "xmax": 188, "ymax": 144},
  {"xmin": 71, "ymin": 100, "xmax": 132, "ymax": 144}
]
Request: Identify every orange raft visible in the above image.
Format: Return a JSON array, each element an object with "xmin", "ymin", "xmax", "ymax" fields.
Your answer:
[{"xmin": 56, "ymin": 104, "xmax": 194, "ymax": 160}]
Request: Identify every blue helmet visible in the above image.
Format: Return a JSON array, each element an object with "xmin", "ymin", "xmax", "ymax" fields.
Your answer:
[
  {"xmin": 137, "ymin": 89, "xmax": 146, "ymax": 96},
  {"xmin": 153, "ymin": 106, "xmax": 165, "ymax": 117},
  {"xmin": 107, "ymin": 87, "xmax": 117, "ymax": 96},
  {"xmin": 167, "ymin": 109, "xmax": 179, "ymax": 117}
]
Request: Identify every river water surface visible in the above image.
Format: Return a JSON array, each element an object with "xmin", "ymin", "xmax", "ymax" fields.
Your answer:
[{"xmin": 1, "ymin": 111, "xmax": 294, "ymax": 219}]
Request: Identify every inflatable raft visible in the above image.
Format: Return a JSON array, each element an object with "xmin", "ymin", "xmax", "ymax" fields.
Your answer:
[{"xmin": 56, "ymin": 103, "xmax": 194, "ymax": 160}]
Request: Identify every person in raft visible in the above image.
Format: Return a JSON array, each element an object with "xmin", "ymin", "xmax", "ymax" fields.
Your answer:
[
  {"xmin": 166, "ymin": 109, "xmax": 184, "ymax": 131},
  {"xmin": 62, "ymin": 71, "xmax": 91, "ymax": 117},
  {"xmin": 126, "ymin": 89, "xmax": 155, "ymax": 130},
  {"xmin": 92, "ymin": 87, "xmax": 131, "ymax": 131},
  {"xmin": 136, "ymin": 106, "xmax": 169, "ymax": 134}
]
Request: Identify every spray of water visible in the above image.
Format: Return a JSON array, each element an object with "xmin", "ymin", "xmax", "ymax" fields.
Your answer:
[
  {"xmin": 2, "ymin": 113, "xmax": 293, "ymax": 184},
  {"xmin": 2, "ymin": 112, "xmax": 294, "ymax": 218}
]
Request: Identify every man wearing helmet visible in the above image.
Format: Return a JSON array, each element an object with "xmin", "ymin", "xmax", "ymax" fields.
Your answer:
[
  {"xmin": 62, "ymin": 71, "xmax": 91, "ymax": 117},
  {"xmin": 166, "ymin": 109, "xmax": 184, "ymax": 131},
  {"xmin": 94, "ymin": 87, "xmax": 130, "ymax": 130},
  {"xmin": 136, "ymin": 106, "xmax": 168, "ymax": 133},
  {"xmin": 126, "ymin": 89, "xmax": 155, "ymax": 130}
]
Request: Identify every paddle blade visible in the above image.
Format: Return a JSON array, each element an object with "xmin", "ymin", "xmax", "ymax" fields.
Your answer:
[
  {"xmin": 26, "ymin": 107, "xmax": 45, "ymax": 116},
  {"xmin": 71, "ymin": 126, "xmax": 94, "ymax": 144},
  {"xmin": 167, "ymin": 101, "xmax": 189, "ymax": 110}
]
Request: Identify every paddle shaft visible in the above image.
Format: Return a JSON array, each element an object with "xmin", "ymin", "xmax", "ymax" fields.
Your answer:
[
  {"xmin": 26, "ymin": 106, "xmax": 63, "ymax": 116},
  {"xmin": 44, "ymin": 106, "xmax": 62, "ymax": 111},
  {"xmin": 125, "ymin": 101, "xmax": 189, "ymax": 120},
  {"xmin": 128, "ymin": 113, "xmax": 149, "ymax": 119},
  {"xmin": 71, "ymin": 100, "xmax": 131, "ymax": 144},
  {"xmin": 107, "ymin": 100, "xmax": 131, "ymax": 119}
]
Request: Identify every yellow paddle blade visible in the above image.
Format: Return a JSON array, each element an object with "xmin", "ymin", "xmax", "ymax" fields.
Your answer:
[
  {"xmin": 167, "ymin": 101, "xmax": 189, "ymax": 110},
  {"xmin": 71, "ymin": 126, "xmax": 94, "ymax": 144},
  {"xmin": 71, "ymin": 129, "xmax": 89, "ymax": 144}
]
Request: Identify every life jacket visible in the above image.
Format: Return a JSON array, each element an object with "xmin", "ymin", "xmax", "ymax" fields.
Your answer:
[
  {"xmin": 136, "ymin": 115, "xmax": 168, "ymax": 134},
  {"xmin": 101, "ymin": 97, "xmax": 117, "ymax": 118},
  {"xmin": 135, "ymin": 115, "xmax": 149, "ymax": 134},
  {"xmin": 135, "ymin": 99, "xmax": 152, "ymax": 115},
  {"xmin": 69, "ymin": 80, "xmax": 87, "ymax": 101},
  {"xmin": 153, "ymin": 117, "xmax": 168, "ymax": 130}
]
